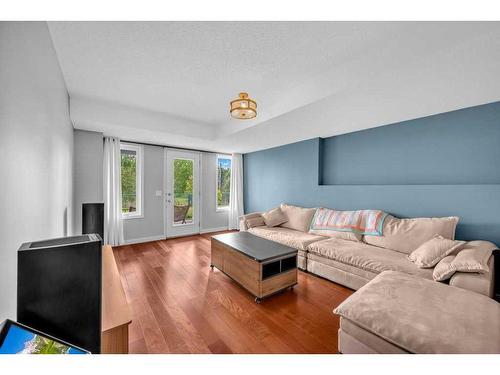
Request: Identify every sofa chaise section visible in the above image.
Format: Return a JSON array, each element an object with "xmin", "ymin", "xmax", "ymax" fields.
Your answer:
[{"xmin": 334, "ymin": 271, "xmax": 500, "ymax": 354}]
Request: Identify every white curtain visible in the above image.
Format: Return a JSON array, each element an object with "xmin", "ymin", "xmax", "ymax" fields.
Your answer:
[
  {"xmin": 228, "ymin": 153, "xmax": 244, "ymax": 230},
  {"xmin": 103, "ymin": 137, "xmax": 124, "ymax": 245}
]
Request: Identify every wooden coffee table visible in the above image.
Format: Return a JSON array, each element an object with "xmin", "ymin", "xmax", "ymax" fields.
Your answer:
[{"xmin": 211, "ymin": 232, "xmax": 298, "ymax": 303}]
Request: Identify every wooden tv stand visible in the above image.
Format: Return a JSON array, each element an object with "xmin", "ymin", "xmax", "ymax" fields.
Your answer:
[{"xmin": 101, "ymin": 245, "xmax": 132, "ymax": 353}]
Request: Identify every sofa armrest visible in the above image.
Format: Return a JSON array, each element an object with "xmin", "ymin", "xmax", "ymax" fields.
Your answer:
[
  {"xmin": 238, "ymin": 212, "xmax": 263, "ymax": 231},
  {"xmin": 449, "ymin": 254, "xmax": 495, "ymax": 298}
]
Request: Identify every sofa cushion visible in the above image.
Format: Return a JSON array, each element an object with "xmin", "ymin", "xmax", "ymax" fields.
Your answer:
[
  {"xmin": 279, "ymin": 203, "xmax": 316, "ymax": 232},
  {"xmin": 306, "ymin": 238, "xmax": 433, "ymax": 279},
  {"xmin": 432, "ymin": 255, "xmax": 456, "ymax": 281},
  {"xmin": 408, "ymin": 234, "xmax": 465, "ymax": 268},
  {"xmin": 450, "ymin": 240, "xmax": 496, "ymax": 274},
  {"xmin": 334, "ymin": 271, "xmax": 500, "ymax": 353},
  {"xmin": 247, "ymin": 226, "xmax": 326, "ymax": 251},
  {"xmin": 363, "ymin": 215, "xmax": 459, "ymax": 254},
  {"xmin": 307, "ymin": 252, "xmax": 378, "ymax": 281},
  {"xmin": 449, "ymin": 255, "xmax": 495, "ymax": 297},
  {"xmin": 246, "ymin": 216, "xmax": 265, "ymax": 228},
  {"xmin": 262, "ymin": 207, "xmax": 287, "ymax": 227},
  {"xmin": 340, "ymin": 318, "xmax": 408, "ymax": 354},
  {"xmin": 309, "ymin": 229, "xmax": 362, "ymax": 242}
]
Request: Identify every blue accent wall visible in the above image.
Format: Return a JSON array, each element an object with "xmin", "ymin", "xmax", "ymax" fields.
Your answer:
[
  {"xmin": 243, "ymin": 101, "xmax": 500, "ymax": 244},
  {"xmin": 322, "ymin": 103, "xmax": 500, "ymax": 185}
]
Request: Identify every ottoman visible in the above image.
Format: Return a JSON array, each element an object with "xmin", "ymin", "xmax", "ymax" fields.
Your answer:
[{"xmin": 334, "ymin": 271, "xmax": 500, "ymax": 354}]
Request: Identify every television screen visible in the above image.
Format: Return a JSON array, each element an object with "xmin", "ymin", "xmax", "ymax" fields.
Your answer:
[{"xmin": 0, "ymin": 320, "xmax": 88, "ymax": 354}]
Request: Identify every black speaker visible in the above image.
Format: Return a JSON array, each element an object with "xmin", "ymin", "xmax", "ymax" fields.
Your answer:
[
  {"xmin": 18, "ymin": 234, "xmax": 102, "ymax": 353},
  {"xmin": 82, "ymin": 203, "xmax": 104, "ymax": 242}
]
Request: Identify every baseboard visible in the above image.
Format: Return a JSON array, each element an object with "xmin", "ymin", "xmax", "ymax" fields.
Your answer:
[
  {"xmin": 200, "ymin": 226, "xmax": 229, "ymax": 234},
  {"xmin": 123, "ymin": 234, "xmax": 166, "ymax": 245},
  {"xmin": 123, "ymin": 228, "xmax": 229, "ymax": 245}
]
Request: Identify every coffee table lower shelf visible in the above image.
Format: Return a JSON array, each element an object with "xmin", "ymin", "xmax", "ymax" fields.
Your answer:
[{"xmin": 211, "ymin": 237, "xmax": 297, "ymax": 303}]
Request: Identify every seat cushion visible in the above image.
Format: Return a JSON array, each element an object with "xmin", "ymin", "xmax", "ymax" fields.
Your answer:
[
  {"xmin": 306, "ymin": 238, "xmax": 433, "ymax": 279},
  {"xmin": 334, "ymin": 271, "xmax": 500, "ymax": 353},
  {"xmin": 248, "ymin": 226, "xmax": 326, "ymax": 250},
  {"xmin": 307, "ymin": 252, "xmax": 378, "ymax": 281}
]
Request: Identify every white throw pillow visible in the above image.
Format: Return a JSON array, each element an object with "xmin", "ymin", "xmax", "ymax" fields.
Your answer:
[
  {"xmin": 280, "ymin": 203, "xmax": 316, "ymax": 232},
  {"xmin": 261, "ymin": 207, "xmax": 288, "ymax": 227},
  {"xmin": 408, "ymin": 234, "xmax": 465, "ymax": 268}
]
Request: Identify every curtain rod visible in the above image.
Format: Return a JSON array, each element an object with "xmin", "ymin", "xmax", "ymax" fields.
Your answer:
[{"xmin": 120, "ymin": 139, "xmax": 232, "ymax": 156}]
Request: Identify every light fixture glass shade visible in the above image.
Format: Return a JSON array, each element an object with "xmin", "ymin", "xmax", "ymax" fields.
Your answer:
[{"xmin": 230, "ymin": 92, "xmax": 257, "ymax": 119}]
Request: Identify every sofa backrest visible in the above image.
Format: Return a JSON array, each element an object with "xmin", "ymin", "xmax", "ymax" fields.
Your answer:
[{"xmin": 363, "ymin": 215, "xmax": 459, "ymax": 254}]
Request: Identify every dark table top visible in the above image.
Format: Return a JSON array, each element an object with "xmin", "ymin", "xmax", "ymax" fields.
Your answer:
[{"xmin": 211, "ymin": 231, "xmax": 297, "ymax": 262}]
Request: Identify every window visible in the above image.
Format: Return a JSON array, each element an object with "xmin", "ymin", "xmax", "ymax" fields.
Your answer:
[
  {"xmin": 120, "ymin": 143, "xmax": 143, "ymax": 218},
  {"xmin": 216, "ymin": 155, "xmax": 231, "ymax": 210}
]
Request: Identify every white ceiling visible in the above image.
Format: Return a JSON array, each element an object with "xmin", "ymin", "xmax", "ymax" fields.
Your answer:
[{"xmin": 48, "ymin": 21, "xmax": 500, "ymax": 153}]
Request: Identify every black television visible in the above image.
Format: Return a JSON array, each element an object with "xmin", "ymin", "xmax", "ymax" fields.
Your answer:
[
  {"xmin": 17, "ymin": 234, "xmax": 102, "ymax": 353},
  {"xmin": 0, "ymin": 319, "xmax": 88, "ymax": 354}
]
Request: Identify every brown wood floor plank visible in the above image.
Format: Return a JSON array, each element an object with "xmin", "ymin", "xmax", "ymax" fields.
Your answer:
[{"xmin": 113, "ymin": 232, "xmax": 353, "ymax": 354}]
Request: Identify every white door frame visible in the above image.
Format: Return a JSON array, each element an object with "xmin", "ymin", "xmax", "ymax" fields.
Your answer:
[{"xmin": 163, "ymin": 148, "xmax": 201, "ymax": 238}]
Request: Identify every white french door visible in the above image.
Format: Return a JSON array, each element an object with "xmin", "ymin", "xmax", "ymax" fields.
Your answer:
[{"xmin": 164, "ymin": 149, "xmax": 200, "ymax": 237}]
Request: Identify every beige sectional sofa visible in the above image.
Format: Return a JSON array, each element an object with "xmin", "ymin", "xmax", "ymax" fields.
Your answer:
[{"xmin": 239, "ymin": 205, "xmax": 497, "ymax": 298}]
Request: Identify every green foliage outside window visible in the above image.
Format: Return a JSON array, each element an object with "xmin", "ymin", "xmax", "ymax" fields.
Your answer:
[
  {"xmin": 217, "ymin": 158, "xmax": 231, "ymax": 208},
  {"xmin": 174, "ymin": 159, "xmax": 194, "ymax": 221},
  {"xmin": 121, "ymin": 152, "xmax": 137, "ymax": 213}
]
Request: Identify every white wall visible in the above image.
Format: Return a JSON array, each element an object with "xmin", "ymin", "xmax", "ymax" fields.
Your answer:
[
  {"xmin": 73, "ymin": 129, "xmax": 103, "ymax": 233},
  {"xmin": 201, "ymin": 153, "xmax": 229, "ymax": 232},
  {"xmin": 0, "ymin": 22, "xmax": 74, "ymax": 319}
]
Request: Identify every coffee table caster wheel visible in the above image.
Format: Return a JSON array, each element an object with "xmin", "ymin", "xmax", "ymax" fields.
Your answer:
[
  {"xmin": 255, "ymin": 297, "xmax": 261, "ymax": 304},
  {"xmin": 210, "ymin": 265, "xmax": 214, "ymax": 270}
]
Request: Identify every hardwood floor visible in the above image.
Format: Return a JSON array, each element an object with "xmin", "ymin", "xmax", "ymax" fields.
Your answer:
[{"xmin": 113, "ymin": 231, "xmax": 353, "ymax": 354}]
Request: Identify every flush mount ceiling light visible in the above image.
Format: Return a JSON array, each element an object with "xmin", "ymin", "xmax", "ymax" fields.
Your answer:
[{"xmin": 230, "ymin": 92, "xmax": 257, "ymax": 120}]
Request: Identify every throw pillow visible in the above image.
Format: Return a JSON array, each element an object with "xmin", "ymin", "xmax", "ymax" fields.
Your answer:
[
  {"xmin": 450, "ymin": 245, "xmax": 495, "ymax": 274},
  {"xmin": 433, "ymin": 255, "xmax": 457, "ymax": 281},
  {"xmin": 262, "ymin": 207, "xmax": 288, "ymax": 227},
  {"xmin": 408, "ymin": 234, "xmax": 465, "ymax": 268},
  {"xmin": 280, "ymin": 203, "xmax": 316, "ymax": 232},
  {"xmin": 246, "ymin": 216, "xmax": 265, "ymax": 229}
]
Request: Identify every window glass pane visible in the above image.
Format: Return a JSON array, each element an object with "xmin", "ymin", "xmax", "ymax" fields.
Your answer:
[
  {"xmin": 217, "ymin": 157, "xmax": 231, "ymax": 208},
  {"xmin": 173, "ymin": 158, "xmax": 193, "ymax": 225},
  {"xmin": 121, "ymin": 150, "xmax": 137, "ymax": 213}
]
